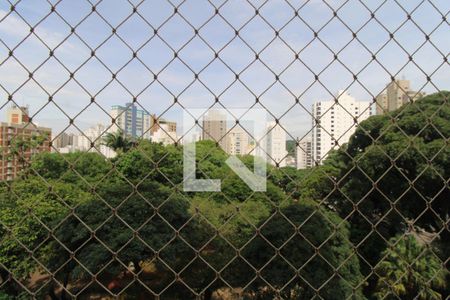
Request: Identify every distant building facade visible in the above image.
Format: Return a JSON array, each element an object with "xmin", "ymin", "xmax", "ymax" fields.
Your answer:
[
  {"xmin": 151, "ymin": 118, "xmax": 177, "ymax": 145},
  {"xmin": 312, "ymin": 90, "xmax": 371, "ymax": 164},
  {"xmin": 296, "ymin": 137, "xmax": 313, "ymax": 169},
  {"xmin": 1, "ymin": 106, "xmax": 51, "ymax": 180},
  {"xmin": 226, "ymin": 126, "xmax": 252, "ymax": 155},
  {"xmin": 110, "ymin": 103, "xmax": 152, "ymax": 139},
  {"xmin": 265, "ymin": 122, "xmax": 288, "ymax": 167},
  {"xmin": 54, "ymin": 124, "xmax": 116, "ymax": 158},
  {"xmin": 7, "ymin": 105, "xmax": 30, "ymax": 124},
  {"xmin": 376, "ymin": 79, "xmax": 426, "ymax": 115},
  {"xmin": 150, "ymin": 115, "xmax": 176, "ymax": 133},
  {"xmin": 202, "ymin": 110, "xmax": 227, "ymax": 150},
  {"xmin": 53, "ymin": 132, "xmax": 74, "ymax": 149},
  {"xmin": 285, "ymin": 155, "xmax": 296, "ymax": 168}
]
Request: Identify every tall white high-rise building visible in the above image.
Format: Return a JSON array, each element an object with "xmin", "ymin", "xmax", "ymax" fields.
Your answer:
[
  {"xmin": 312, "ymin": 90, "xmax": 372, "ymax": 164},
  {"xmin": 110, "ymin": 103, "xmax": 152, "ymax": 139},
  {"xmin": 296, "ymin": 136, "xmax": 313, "ymax": 169},
  {"xmin": 265, "ymin": 122, "xmax": 288, "ymax": 167}
]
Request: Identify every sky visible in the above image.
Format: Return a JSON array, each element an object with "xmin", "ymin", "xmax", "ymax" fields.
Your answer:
[{"xmin": 0, "ymin": 0, "xmax": 448, "ymax": 141}]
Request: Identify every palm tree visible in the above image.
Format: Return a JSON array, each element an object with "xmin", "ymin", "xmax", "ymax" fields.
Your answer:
[
  {"xmin": 102, "ymin": 130, "xmax": 135, "ymax": 153},
  {"xmin": 374, "ymin": 233, "xmax": 447, "ymax": 300}
]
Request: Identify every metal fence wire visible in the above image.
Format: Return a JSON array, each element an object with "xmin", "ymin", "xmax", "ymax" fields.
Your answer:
[{"xmin": 0, "ymin": 0, "xmax": 448, "ymax": 299}]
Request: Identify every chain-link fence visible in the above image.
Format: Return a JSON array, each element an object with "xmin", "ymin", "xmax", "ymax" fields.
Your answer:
[{"xmin": 0, "ymin": 0, "xmax": 449, "ymax": 299}]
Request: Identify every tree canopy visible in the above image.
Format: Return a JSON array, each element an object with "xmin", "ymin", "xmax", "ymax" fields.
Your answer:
[
  {"xmin": 0, "ymin": 92, "xmax": 448, "ymax": 299},
  {"xmin": 308, "ymin": 91, "xmax": 450, "ymax": 297},
  {"xmin": 374, "ymin": 234, "xmax": 447, "ymax": 300}
]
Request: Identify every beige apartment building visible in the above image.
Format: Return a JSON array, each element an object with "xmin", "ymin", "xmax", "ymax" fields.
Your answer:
[
  {"xmin": 202, "ymin": 110, "xmax": 228, "ymax": 150},
  {"xmin": 151, "ymin": 115, "xmax": 177, "ymax": 134},
  {"xmin": 226, "ymin": 126, "xmax": 253, "ymax": 155},
  {"xmin": 376, "ymin": 79, "xmax": 426, "ymax": 115}
]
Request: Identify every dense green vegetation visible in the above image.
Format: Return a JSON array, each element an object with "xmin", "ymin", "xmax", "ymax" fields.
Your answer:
[
  {"xmin": 286, "ymin": 139, "xmax": 296, "ymax": 157},
  {"xmin": 102, "ymin": 129, "xmax": 137, "ymax": 154},
  {"xmin": 0, "ymin": 132, "xmax": 49, "ymax": 178},
  {"xmin": 321, "ymin": 91, "xmax": 450, "ymax": 298},
  {"xmin": 374, "ymin": 234, "xmax": 447, "ymax": 300},
  {"xmin": 0, "ymin": 92, "xmax": 448, "ymax": 299}
]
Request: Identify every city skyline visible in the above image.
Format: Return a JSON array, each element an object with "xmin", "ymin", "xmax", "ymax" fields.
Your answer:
[
  {"xmin": 0, "ymin": 78, "xmax": 436, "ymax": 148},
  {"xmin": 0, "ymin": 1, "xmax": 448, "ymax": 139},
  {"xmin": 0, "ymin": 76, "xmax": 427, "ymax": 140},
  {"xmin": 0, "ymin": 77, "xmax": 432, "ymax": 140},
  {"xmin": 0, "ymin": 2, "xmax": 448, "ymax": 299}
]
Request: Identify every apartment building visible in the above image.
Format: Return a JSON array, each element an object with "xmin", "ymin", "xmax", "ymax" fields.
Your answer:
[
  {"xmin": 55, "ymin": 124, "xmax": 116, "ymax": 158},
  {"xmin": 296, "ymin": 137, "xmax": 313, "ymax": 169},
  {"xmin": 265, "ymin": 121, "xmax": 288, "ymax": 167},
  {"xmin": 53, "ymin": 132, "xmax": 74, "ymax": 149},
  {"xmin": 110, "ymin": 103, "xmax": 152, "ymax": 139},
  {"xmin": 151, "ymin": 118, "xmax": 178, "ymax": 145},
  {"xmin": 312, "ymin": 90, "xmax": 371, "ymax": 164},
  {"xmin": 202, "ymin": 110, "xmax": 228, "ymax": 150},
  {"xmin": 376, "ymin": 79, "xmax": 426, "ymax": 115},
  {"xmin": 226, "ymin": 126, "xmax": 253, "ymax": 155},
  {"xmin": 6, "ymin": 105, "xmax": 30, "ymax": 124},
  {"xmin": 0, "ymin": 105, "xmax": 51, "ymax": 180}
]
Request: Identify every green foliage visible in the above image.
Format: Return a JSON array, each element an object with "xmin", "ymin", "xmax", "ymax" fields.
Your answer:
[
  {"xmin": 286, "ymin": 139, "xmax": 296, "ymax": 156},
  {"xmin": 0, "ymin": 133, "xmax": 369, "ymax": 298},
  {"xmin": 102, "ymin": 129, "xmax": 136, "ymax": 153},
  {"xmin": 0, "ymin": 292, "xmax": 12, "ymax": 300},
  {"xmin": 374, "ymin": 234, "xmax": 447, "ymax": 300},
  {"xmin": 315, "ymin": 91, "xmax": 450, "ymax": 296},
  {"xmin": 243, "ymin": 201, "xmax": 365, "ymax": 299},
  {"xmin": 28, "ymin": 151, "xmax": 68, "ymax": 179},
  {"xmin": 115, "ymin": 140, "xmax": 183, "ymax": 185},
  {"xmin": 269, "ymin": 166, "xmax": 307, "ymax": 199},
  {"xmin": 5, "ymin": 91, "xmax": 449, "ymax": 300},
  {"xmin": 30, "ymin": 151, "xmax": 111, "ymax": 183},
  {"xmin": 52, "ymin": 178, "xmax": 194, "ymax": 285},
  {"xmin": 0, "ymin": 291, "xmax": 28, "ymax": 300},
  {"xmin": 0, "ymin": 132, "xmax": 48, "ymax": 178},
  {"xmin": 0, "ymin": 177, "xmax": 92, "ymax": 279}
]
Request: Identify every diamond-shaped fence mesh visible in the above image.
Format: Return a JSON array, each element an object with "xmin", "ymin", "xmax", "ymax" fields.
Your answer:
[{"xmin": 0, "ymin": 0, "xmax": 448, "ymax": 299}]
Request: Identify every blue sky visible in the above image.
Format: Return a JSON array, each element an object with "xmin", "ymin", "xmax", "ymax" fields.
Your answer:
[{"xmin": 0, "ymin": 0, "xmax": 448, "ymax": 140}]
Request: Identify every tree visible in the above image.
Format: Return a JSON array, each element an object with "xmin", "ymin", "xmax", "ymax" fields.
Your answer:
[
  {"xmin": 0, "ymin": 177, "xmax": 92, "ymax": 298},
  {"xmin": 49, "ymin": 177, "xmax": 198, "ymax": 298},
  {"xmin": 30, "ymin": 151, "xmax": 112, "ymax": 183},
  {"xmin": 339, "ymin": 91, "xmax": 450, "ymax": 226},
  {"xmin": 0, "ymin": 136, "xmax": 368, "ymax": 299},
  {"xmin": 316, "ymin": 91, "xmax": 450, "ymax": 297},
  {"xmin": 115, "ymin": 140, "xmax": 183, "ymax": 186},
  {"xmin": 102, "ymin": 130, "xmax": 135, "ymax": 153},
  {"xmin": 0, "ymin": 132, "xmax": 48, "ymax": 178},
  {"xmin": 374, "ymin": 234, "xmax": 447, "ymax": 300},
  {"xmin": 0, "ymin": 168, "xmax": 200, "ymax": 298},
  {"xmin": 242, "ymin": 201, "xmax": 365, "ymax": 299},
  {"xmin": 286, "ymin": 140, "xmax": 296, "ymax": 156},
  {"xmin": 269, "ymin": 166, "xmax": 306, "ymax": 199}
]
